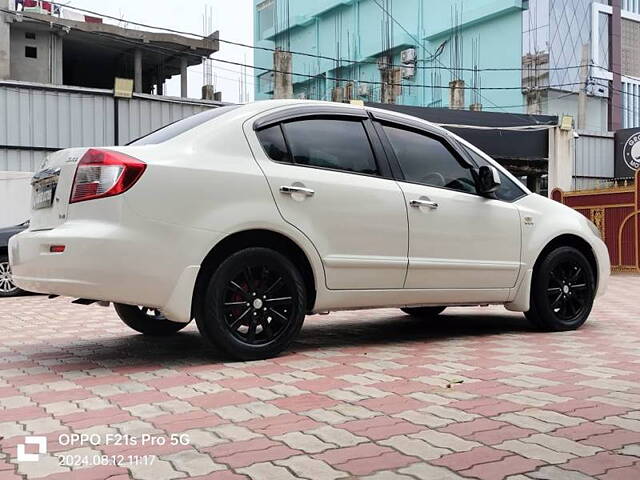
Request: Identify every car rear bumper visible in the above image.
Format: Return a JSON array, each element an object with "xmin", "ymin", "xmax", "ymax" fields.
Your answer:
[{"xmin": 8, "ymin": 217, "xmax": 214, "ymax": 323}]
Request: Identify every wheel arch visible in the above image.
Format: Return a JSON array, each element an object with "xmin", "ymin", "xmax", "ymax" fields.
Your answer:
[
  {"xmin": 534, "ymin": 234, "xmax": 599, "ymax": 287},
  {"xmin": 191, "ymin": 229, "xmax": 317, "ymax": 320}
]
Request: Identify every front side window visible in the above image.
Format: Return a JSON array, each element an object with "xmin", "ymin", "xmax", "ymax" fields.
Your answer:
[
  {"xmin": 282, "ymin": 119, "xmax": 379, "ymax": 175},
  {"xmin": 383, "ymin": 125, "xmax": 476, "ymax": 194},
  {"xmin": 460, "ymin": 145, "xmax": 528, "ymax": 202}
]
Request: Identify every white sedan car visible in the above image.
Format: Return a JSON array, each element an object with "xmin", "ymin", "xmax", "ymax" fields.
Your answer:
[{"xmin": 9, "ymin": 100, "xmax": 610, "ymax": 360}]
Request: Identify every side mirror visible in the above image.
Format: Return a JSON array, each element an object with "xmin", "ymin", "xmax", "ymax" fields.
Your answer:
[{"xmin": 477, "ymin": 165, "xmax": 501, "ymax": 195}]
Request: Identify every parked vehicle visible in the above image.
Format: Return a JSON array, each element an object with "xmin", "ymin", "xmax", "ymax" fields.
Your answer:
[
  {"xmin": 0, "ymin": 220, "xmax": 29, "ymax": 297},
  {"xmin": 9, "ymin": 101, "xmax": 610, "ymax": 359}
]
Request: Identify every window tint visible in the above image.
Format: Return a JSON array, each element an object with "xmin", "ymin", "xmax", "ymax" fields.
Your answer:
[
  {"xmin": 282, "ymin": 119, "xmax": 378, "ymax": 175},
  {"xmin": 461, "ymin": 145, "xmax": 527, "ymax": 202},
  {"xmin": 256, "ymin": 125, "xmax": 290, "ymax": 163},
  {"xmin": 383, "ymin": 125, "xmax": 477, "ymax": 194},
  {"xmin": 129, "ymin": 106, "xmax": 239, "ymax": 146}
]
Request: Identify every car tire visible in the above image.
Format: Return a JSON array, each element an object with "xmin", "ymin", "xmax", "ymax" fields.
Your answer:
[
  {"xmin": 0, "ymin": 254, "xmax": 24, "ymax": 298},
  {"xmin": 196, "ymin": 247, "xmax": 306, "ymax": 361},
  {"xmin": 401, "ymin": 306, "xmax": 447, "ymax": 317},
  {"xmin": 525, "ymin": 246, "xmax": 595, "ymax": 331},
  {"xmin": 113, "ymin": 304, "xmax": 189, "ymax": 336}
]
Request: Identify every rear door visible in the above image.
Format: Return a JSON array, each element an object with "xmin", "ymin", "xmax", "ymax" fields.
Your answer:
[{"xmin": 249, "ymin": 110, "xmax": 409, "ymax": 290}]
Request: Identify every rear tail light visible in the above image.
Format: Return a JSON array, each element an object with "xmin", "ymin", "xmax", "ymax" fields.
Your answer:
[{"xmin": 70, "ymin": 149, "xmax": 146, "ymax": 204}]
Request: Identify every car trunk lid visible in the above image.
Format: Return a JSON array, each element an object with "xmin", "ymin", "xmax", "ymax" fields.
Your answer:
[{"xmin": 29, "ymin": 148, "xmax": 87, "ymax": 231}]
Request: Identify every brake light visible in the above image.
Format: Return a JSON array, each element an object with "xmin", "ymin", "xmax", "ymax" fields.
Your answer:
[{"xmin": 70, "ymin": 149, "xmax": 146, "ymax": 204}]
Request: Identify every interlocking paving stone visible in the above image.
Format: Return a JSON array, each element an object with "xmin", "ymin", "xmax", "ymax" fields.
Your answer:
[{"xmin": 0, "ymin": 275, "xmax": 639, "ymax": 479}]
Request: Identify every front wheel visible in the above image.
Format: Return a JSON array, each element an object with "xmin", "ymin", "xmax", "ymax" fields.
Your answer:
[
  {"xmin": 196, "ymin": 247, "xmax": 306, "ymax": 361},
  {"xmin": 0, "ymin": 255, "xmax": 23, "ymax": 298},
  {"xmin": 114, "ymin": 304, "xmax": 189, "ymax": 336},
  {"xmin": 401, "ymin": 306, "xmax": 446, "ymax": 318},
  {"xmin": 525, "ymin": 246, "xmax": 595, "ymax": 331}
]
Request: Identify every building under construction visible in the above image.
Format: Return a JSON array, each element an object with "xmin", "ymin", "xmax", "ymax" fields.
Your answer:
[
  {"xmin": 0, "ymin": 0, "xmax": 226, "ymax": 225},
  {"xmin": 1, "ymin": 0, "xmax": 219, "ymax": 96}
]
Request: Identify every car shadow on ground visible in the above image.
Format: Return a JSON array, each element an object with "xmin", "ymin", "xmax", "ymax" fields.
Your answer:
[{"xmin": 62, "ymin": 310, "xmax": 536, "ymax": 368}]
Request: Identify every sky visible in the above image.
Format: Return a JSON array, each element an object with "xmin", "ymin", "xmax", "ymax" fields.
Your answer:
[{"xmin": 66, "ymin": 0, "xmax": 255, "ymax": 103}]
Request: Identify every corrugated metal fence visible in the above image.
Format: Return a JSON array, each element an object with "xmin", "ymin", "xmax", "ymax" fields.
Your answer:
[
  {"xmin": 574, "ymin": 130, "xmax": 615, "ymax": 190},
  {"xmin": 0, "ymin": 81, "xmax": 223, "ymax": 173}
]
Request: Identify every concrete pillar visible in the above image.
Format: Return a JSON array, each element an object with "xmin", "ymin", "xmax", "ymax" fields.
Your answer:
[
  {"xmin": 273, "ymin": 48, "xmax": 293, "ymax": 99},
  {"xmin": 449, "ymin": 79, "xmax": 465, "ymax": 110},
  {"xmin": 548, "ymin": 127, "xmax": 575, "ymax": 195},
  {"xmin": 527, "ymin": 174, "xmax": 540, "ymax": 193},
  {"xmin": 50, "ymin": 34, "xmax": 63, "ymax": 84},
  {"xmin": 0, "ymin": 10, "xmax": 10, "ymax": 80},
  {"xmin": 180, "ymin": 57, "xmax": 188, "ymax": 98},
  {"xmin": 202, "ymin": 84, "xmax": 214, "ymax": 100},
  {"xmin": 134, "ymin": 48, "xmax": 142, "ymax": 94},
  {"xmin": 156, "ymin": 65, "xmax": 164, "ymax": 96}
]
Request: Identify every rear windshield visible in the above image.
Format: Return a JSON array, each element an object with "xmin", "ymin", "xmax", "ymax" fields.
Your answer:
[{"xmin": 128, "ymin": 105, "xmax": 239, "ymax": 146}]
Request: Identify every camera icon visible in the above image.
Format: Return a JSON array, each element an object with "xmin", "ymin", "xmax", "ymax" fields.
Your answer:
[{"xmin": 17, "ymin": 436, "xmax": 47, "ymax": 462}]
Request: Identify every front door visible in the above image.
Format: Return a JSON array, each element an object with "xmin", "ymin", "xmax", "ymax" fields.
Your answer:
[
  {"xmin": 250, "ymin": 115, "xmax": 409, "ymax": 290},
  {"xmin": 379, "ymin": 123, "xmax": 522, "ymax": 290}
]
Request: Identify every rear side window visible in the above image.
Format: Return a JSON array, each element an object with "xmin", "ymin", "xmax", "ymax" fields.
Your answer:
[
  {"xmin": 383, "ymin": 125, "xmax": 477, "ymax": 194},
  {"xmin": 461, "ymin": 145, "xmax": 527, "ymax": 202},
  {"xmin": 282, "ymin": 119, "xmax": 378, "ymax": 175},
  {"xmin": 256, "ymin": 125, "xmax": 290, "ymax": 163},
  {"xmin": 129, "ymin": 105, "xmax": 239, "ymax": 146}
]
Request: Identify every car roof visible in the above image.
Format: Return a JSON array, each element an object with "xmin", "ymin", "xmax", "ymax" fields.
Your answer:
[{"xmin": 236, "ymin": 100, "xmax": 446, "ymax": 134}]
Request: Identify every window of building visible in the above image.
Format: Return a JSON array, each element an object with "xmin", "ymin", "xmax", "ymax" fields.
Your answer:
[
  {"xmin": 25, "ymin": 46, "xmax": 37, "ymax": 59},
  {"xmin": 25, "ymin": 32, "xmax": 36, "ymax": 40},
  {"xmin": 383, "ymin": 125, "xmax": 476, "ymax": 194},
  {"xmin": 282, "ymin": 119, "xmax": 379, "ymax": 175},
  {"xmin": 257, "ymin": 0, "xmax": 275, "ymax": 39},
  {"xmin": 256, "ymin": 125, "xmax": 290, "ymax": 163},
  {"xmin": 258, "ymin": 72, "xmax": 274, "ymax": 93},
  {"xmin": 622, "ymin": 18, "xmax": 640, "ymax": 78},
  {"xmin": 597, "ymin": 12, "xmax": 610, "ymax": 70}
]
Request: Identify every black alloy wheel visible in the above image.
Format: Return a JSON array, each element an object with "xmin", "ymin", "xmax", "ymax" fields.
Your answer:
[
  {"xmin": 546, "ymin": 261, "xmax": 591, "ymax": 321},
  {"xmin": 526, "ymin": 246, "xmax": 595, "ymax": 331},
  {"xmin": 197, "ymin": 247, "xmax": 306, "ymax": 360}
]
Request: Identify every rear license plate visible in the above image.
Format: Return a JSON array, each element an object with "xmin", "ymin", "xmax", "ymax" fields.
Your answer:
[
  {"xmin": 32, "ymin": 168, "xmax": 60, "ymax": 210},
  {"xmin": 33, "ymin": 185, "xmax": 55, "ymax": 209}
]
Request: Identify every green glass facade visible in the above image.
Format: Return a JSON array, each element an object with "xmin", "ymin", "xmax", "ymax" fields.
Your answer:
[{"xmin": 254, "ymin": 0, "xmax": 527, "ymax": 112}]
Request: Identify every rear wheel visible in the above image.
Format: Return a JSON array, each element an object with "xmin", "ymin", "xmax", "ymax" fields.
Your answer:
[
  {"xmin": 114, "ymin": 304, "xmax": 189, "ymax": 336},
  {"xmin": 0, "ymin": 254, "xmax": 23, "ymax": 298},
  {"xmin": 525, "ymin": 246, "xmax": 595, "ymax": 331},
  {"xmin": 196, "ymin": 247, "xmax": 306, "ymax": 361},
  {"xmin": 401, "ymin": 306, "xmax": 446, "ymax": 318}
]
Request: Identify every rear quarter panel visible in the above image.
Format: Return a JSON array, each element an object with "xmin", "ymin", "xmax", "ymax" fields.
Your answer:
[{"xmin": 114, "ymin": 111, "xmax": 327, "ymax": 308}]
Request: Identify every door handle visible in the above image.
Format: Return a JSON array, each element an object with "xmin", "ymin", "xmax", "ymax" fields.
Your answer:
[
  {"xmin": 280, "ymin": 185, "xmax": 315, "ymax": 197},
  {"xmin": 410, "ymin": 199, "xmax": 439, "ymax": 209}
]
